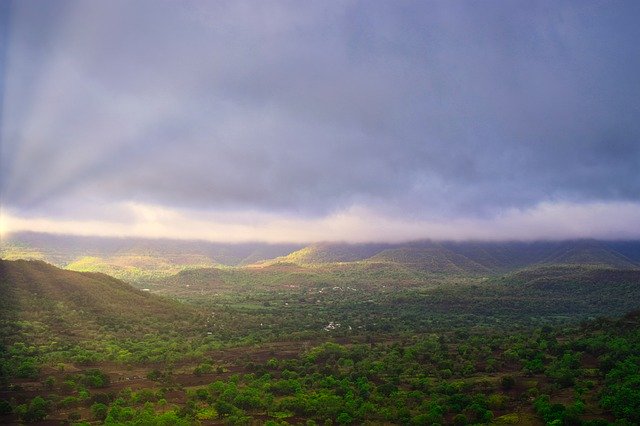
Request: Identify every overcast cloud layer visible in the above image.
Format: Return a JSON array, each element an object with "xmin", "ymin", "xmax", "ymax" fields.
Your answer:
[{"xmin": 1, "ymin": 1, "xmax": 639, "ymax": 242}]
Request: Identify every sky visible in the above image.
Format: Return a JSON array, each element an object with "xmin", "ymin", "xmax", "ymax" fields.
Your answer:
[{"xmin": 1, "ymin": 0, "xmax": 639, "ymax": 243}]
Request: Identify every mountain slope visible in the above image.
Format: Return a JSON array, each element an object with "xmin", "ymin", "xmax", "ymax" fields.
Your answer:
[
  {"xmin": 440, "ymin": 241, "xmax": 557, "ymax": 270},
  {"xmin": 538, "ymin": 240, "xmax": 639, "ymax": 268},
  {"xmin": 503, "ymin": 264, "xmax": 640, "ymax": 287},
  {"xmin": 1, "ymin": 232, "xmax": 303, "ymax": 267},
  {"xmin": 499, "ymin": 264, "xmax": 640, "ymax": 313},
  {"xmin": 441, "ymin": 241, "xmax": 640, "ymax": 271},
  {"xmin": 366, "ymin": 246, "xmax": 490, "ymax": 274},
  {"xmin": 4, "ymin": 233, "xmax": 640, "ymax": 279},
  {"xmin": 276, "ymin": 242, "xmax": 391, "ymax": 265},
  {"xmin": 0, "ymin": 259, "xmax": 200, "ymax": 346},
  {"xmin": 278, "ymin": 240, "xmax": 640, "ymax": 271}
]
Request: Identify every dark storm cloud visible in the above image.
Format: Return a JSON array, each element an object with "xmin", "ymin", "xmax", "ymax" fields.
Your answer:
[{"xmin": 2, "ymin": 0, "xmax": 639, "ymax": 222}]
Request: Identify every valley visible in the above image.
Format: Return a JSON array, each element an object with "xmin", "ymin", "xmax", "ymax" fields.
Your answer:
[
  {"xmin": 1, "ymin": 235, "xmax": 640, "ymax": 424},
  {"xmin": 4, "ymin": 2, "xmax": 639, "ymax": 424}
]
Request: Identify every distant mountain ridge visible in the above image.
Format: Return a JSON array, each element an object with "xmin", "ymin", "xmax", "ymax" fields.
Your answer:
[
  {"xmin": 271, "ymin": 240, "xmax": 640, "ymax": 273},
  {"xmin": 1, "ymin": 232, "xmax": 304, "ymax": 283},
  {"xmin": 537, "ymin": 241, "xmax": 638, "ymax": 269},
  {"xmin": 2, "ymin": 233, "xmax": 639, "ymax": 281},
  {"xmin": 0, "ymin": 232, "xmax": 304, "ymax": 266}
]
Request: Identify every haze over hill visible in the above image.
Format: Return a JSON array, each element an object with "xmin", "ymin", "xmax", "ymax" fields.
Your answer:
[
  {"xmin": 1, "ymin": 232, "xmax": 304, "ymax": 282},
  {"xmin": 2, "ymin": 233, "xmax": 639, "ymax": 286}
]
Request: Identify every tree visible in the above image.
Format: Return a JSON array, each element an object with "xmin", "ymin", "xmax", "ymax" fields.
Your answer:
[
  {"xmin": 91, "ymin": 402, "xmax": 108, "ymax": 420},
  {"xmin": 16, "ymin": 396, "xmax": 49, "ymax": 422},
  {"xmin": 337, "ymin": 412, "xmax": 353, "ymax": 424}
]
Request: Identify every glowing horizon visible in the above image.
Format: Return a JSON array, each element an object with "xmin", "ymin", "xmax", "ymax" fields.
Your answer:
[{"xmin": 3, "ymin": 200, "xmax": 640, "ymax": 244}]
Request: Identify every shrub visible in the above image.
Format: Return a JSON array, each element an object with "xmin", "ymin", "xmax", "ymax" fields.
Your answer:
[
  {"xmin": 16, "ymin": 359, "xmax": 39, "ymax": 379},
  {"xmin": 453, "ymin": 413, "xmax": 468, "ymax": 426},
  {"xmin": 487, "ymin": 393, "xmax": 508, "ymax": 410},
  {"xmin": 337, "ymin": 412, "xmax": 353, "ymax": 424},
  {"xmin": 91, "ymin": 402, "xmax": 108, "ymax": 420},
  {"xmin": 59, "ymin": 396, "xmax": 78, "ymax": 408},
  {"xmin": 501, "ymin": 375, "xmax": 515, "ymax": 391},
  {"xmin": 43, "ymin": 376, "xmax": 55, "ymax": 389},
  {"xmin": 16, "ymin": 396, "xmax": 49, "ymax": 422},
  {"xmin": 0, "ymin": 399, "xmax": 12, "ymax": 415},
  {"xmin": 82, "ymin": 369, "xmax": 110, "ymax": 388}
]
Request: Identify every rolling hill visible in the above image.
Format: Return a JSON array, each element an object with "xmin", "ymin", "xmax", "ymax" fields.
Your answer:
[
  {"xmin": 0, "ymin": 232, "xmax": 303, "ymax": 266},
  {"xmin": 443, "ymin": 240, "xmax": 640, "ymax": 270},
  {"xmin": 0, "ymin": 259, "xmax": 202, "ymax": 346},
  {"xmin": 537, "ymin": 240, "xmax": 639, "ymax": 268},
  {"xmin": 502, "ymin": 263, "xmax": 640, "ymax": 288},
  {"xmin": 3, "ymin": 233, "xmax": 640, "ymax": 288},
  {"xmin": 271, "ymin": 240, "xmax": 640, "ymax": 274},
  {"xmin": 0, "ymin": 232, "xmax": 304, "ymax": 284},
  {"xmin": 494, "ymin": 264, "xmax": 640, "ymax": 316},
  {"xmin": 273, "ymin": 242, "xmax": 392, "ymax": 265},
  {"xmin": 366, "ymin": 246, "xmax": 490, "ymax": 274}
]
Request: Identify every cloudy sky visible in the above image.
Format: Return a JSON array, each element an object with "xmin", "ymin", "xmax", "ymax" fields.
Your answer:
[{"xmin": 1, "ymin": 0, "xmax": 639, "ymax": 243}]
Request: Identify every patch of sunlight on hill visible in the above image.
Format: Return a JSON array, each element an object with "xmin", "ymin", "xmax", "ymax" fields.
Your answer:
[
  {"xmin": 65, "ymin": 255, "xmax": 218, "ymax": 284},
  {"xmin": 279, "ymin": 246, "xmax": 320, "ymax": 264},
  {"xmin": 275, "ymin": 243, "xmax": 381, "ymax": 265},
  {"xmin": 0, "ymin": 243, "xmax": 46, "ymax": 261}
]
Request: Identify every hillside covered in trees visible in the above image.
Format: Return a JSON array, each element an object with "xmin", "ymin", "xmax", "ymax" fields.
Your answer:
[{"xmin": 1, "ymin": 254, "xmax": 640, "ymax": 424}]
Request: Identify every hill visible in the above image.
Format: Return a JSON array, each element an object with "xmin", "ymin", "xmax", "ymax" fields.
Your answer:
[
  {"xmin": 274, "ymin": 240, "xmax": 640, "ymax": 271},
  {"xmin": 3, "ymin": 234, "xmax": 640, "ymax": 286},
  {"xmin": 273, "ymin": 242, "xmax": 391, "ymax": 265},
  {"xmin": 440, "ymin": 241, "xmax": 566, "ymax": 270},
  {"xmin": 366, "ymin": 246, "xmax": 490, "ymax": 274},
  {"xmin": 487, "ymin": 264, "xmax": 640, "ymax": 316},
  {"xmin": 151, "ymin": 267, "xmax": 230, "ymax": 296},
  {"xmin": 0, "ymin": 232, "xmax": 303, "ymax": 266},
  {"xmin": 537, "ymin": 240, "xmax": 639, "ymax": 268},
  {"xmin": 440, "ymin": 240, "xmax": 640, "ymax": 271},
  {"xmin": 503, "ymin": 263, "xmax": 640, "ymax": 289},
  {"xmin": 1, "ymin": 232, "xmax": 303, "ymax": 283},
  {"xmin": 0, "ymin": 259, "xmax": 201, "ymax": 348}
]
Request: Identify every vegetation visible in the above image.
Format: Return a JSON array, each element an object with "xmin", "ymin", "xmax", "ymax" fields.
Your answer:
[
  {"xmin": 1, "ymin": 236, "xmax": 640, "ymax": 424},
  {"xmin": 2, "ymin": 234, "xmax": 639, "ymax": 284}
]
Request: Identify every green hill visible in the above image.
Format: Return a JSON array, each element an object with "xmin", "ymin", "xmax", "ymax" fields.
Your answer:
[
  {"xmin": 279, "ymin": 240, "xmax": 640, "ymax": 271},
  {"xmin": 504, "ymin": 264, "xmax": 640, "ymax": 288},
  {"xmin": 275, "ymin": 242, "xmax": 389, "ymax": 265},
  {"xmin": 494, "ymin": 264, "xmax": 640, "ymax": 315},
  {"xmin": 440, "ymin": 241, "xmax": 557, "ymax": 270},
  {"xmin": 0, "ymin": 232, "xmax": 302, "ymax": 267},
  {"xmin": 367, "ymin": 246, "xmax": 490, "ymax": 274},
  {"xmin": 151, "ymin": 267, "xmax": 231, "ymax": 296},
  {"xmin": 0, "ymin": 259, "xmax": 200, "ymax": 348},
  {"xmin": 3, "ymin": 233, "xmax": 640, "ymax": 284},
  {"xmin": 538, "ymin": 240, "xmax": 639, "ymax": 268}
]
